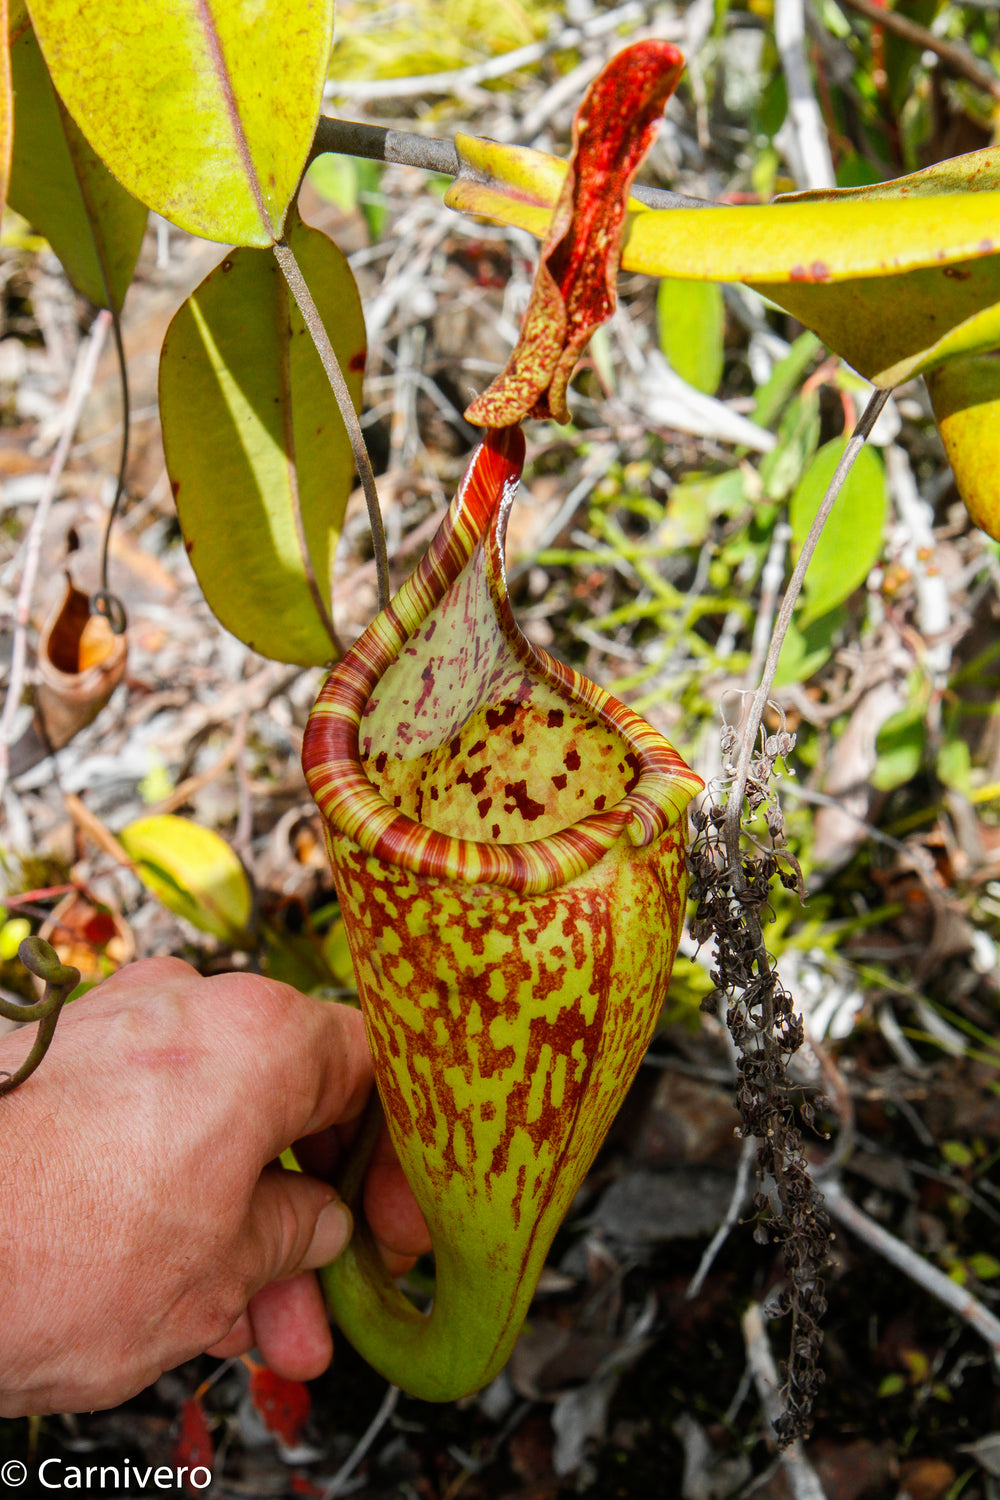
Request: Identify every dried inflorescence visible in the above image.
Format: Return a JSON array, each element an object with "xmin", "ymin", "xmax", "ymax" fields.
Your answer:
[{"xmin": 688, "ymin": 709, "xmax": 832, "ymax": 1448}]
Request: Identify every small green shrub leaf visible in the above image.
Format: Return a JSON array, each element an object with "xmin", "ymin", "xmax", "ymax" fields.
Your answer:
[
  {"xmin": 789, "ymin": 438, "xmax": 886, "ymax": 624},
  {"xmin": 752, "ymin": 331, "xmax": 822, "ymax": 428},
  {"xmin": 159, "ymin": 213, "xmax": 365, "ymax": 667},
  {"xmin": 6, "ymin": 24, "xmax": 146, "ymax": 309},
  {"xmin": 656, "ymin": 278, "xmax": 725, "ymax": 395},
  {"xmin": 872, "ymin": 704, "xmax": 926, "ymax": 792},
  {"xmin": 25, "ymin": 0, "xmax": 334, "ymax": 245},
  {"xmin": 936, "ymin": 736, "xmax": 971, "ymax": 793},
  {"xmin": 118, "ymin": 815, "xmax": 253, "ymax": 946},
  {"xmin": 760, "ymin": 390, "xmax": 821, "ymax": 501}
]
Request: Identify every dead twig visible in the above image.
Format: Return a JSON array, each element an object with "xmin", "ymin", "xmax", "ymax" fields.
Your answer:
[
  {"xmin": 322, "ymin": 1382, "xmax": 399, "ymax": 1499},
  {"xmin": 63, "ymin": 792, "xmax": 135, "ymax": 871},
  {"xmin": 742, "ymin": 1303, "xmax": 828, "ymax": 1499},
  {"xmin": 822, "ymin": 1179, "xmax": 1000, "ymax": 1368},
  {"xmin": 153, "ymin": 662, "xmax": 300, "ymax": 758},
  {"xmin": 686, "ymin": 1134, "xmax": 757, "ymax": 1300}
]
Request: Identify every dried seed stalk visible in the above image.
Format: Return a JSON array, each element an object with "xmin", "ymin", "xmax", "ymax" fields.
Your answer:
[
  {"xmin": 688, "ymin": 391, "xmax": 892, "ymax": 1443},
  {"xmin": 689, "ymin": 709, "xmax": 832, "ymax": 1447}
]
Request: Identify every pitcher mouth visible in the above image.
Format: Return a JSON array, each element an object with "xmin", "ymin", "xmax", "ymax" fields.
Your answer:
[{"xmin": 303, "ymin": 428, "xmax": 702, "ymax": 895}]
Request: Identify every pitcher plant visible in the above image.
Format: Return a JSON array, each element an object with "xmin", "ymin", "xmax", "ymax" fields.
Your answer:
[{"xmin": 303, "ymin": 425, "xmax": 703, "ymax": 1401}]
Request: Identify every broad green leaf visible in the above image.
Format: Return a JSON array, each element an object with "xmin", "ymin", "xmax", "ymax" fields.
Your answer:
[
  {"xmin": 25, "ymin": 0, "xmax": 334, "ymax": 246},
  {"xmin": 7, "ymin": 24, "xmax": 145, "ymax": 309},
  {"xmin": 118, "ymin": 814, "xmax": 253, "ymax": 946},
  {"xmin": 656, "ymin": 277, "xmax": 724, "ymax": 395},
  {"xmin": 445, "ymin": 136, "xmax": 1000, "ymax": 384},
  {"xmin": 926, "ymin": 354, "xmax": 1000, "ymax": 540},
  {"xmin": 773, "ymin": 612, "xmax": 839, "ymax": 688},
  {"xmin": 159, "ymin": 213, "xmax": 365, "ymax": 667},
  {"xmin": 354, "ymin": 158, "xmax": 389, "ymax": 243},
  {"xmin": 789, "ymin": 438, "xmax": 886, "ymax": 624}
]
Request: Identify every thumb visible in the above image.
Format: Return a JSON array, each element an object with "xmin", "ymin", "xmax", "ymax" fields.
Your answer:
[{"xmin": 243, "ymin": 1167, "xmax": 354, "ymax": 1288}]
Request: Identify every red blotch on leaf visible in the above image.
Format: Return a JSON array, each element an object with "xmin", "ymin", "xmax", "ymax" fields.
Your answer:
[
  {"xmin": 249, "ymin": 1364, "xmax": 311, "ymax": 1446},
  {"xmin": 174, "ymin": 1398, "xmax": 213, "ymax": 1489},
  {"xmin": 465, "ymin": 40, "xmax": 685, "ymax": 426}
]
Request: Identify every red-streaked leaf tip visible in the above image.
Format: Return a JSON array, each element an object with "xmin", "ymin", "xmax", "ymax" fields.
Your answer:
[{"xmin": 465, "ymin": 39, "xmax": 686, "ymax": 427}]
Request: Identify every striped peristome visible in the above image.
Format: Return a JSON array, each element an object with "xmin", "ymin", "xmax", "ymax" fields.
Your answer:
[{"xmin": 302, "ymin": 425, "xmax": 703, "ymax": 1402}]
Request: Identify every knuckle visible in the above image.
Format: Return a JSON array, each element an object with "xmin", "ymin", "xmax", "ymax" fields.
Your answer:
[
  {"xmin": 254, "ymin": 1175, "xmax": 316, "ymax": 1281},
  {"xmin": 201, "ymin": 1285, "xmax": 248, "ymax": 1346}
]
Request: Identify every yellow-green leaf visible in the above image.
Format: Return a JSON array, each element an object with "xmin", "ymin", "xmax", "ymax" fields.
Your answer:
[
  {"xmin": 7, "ymin": 23, "xmax": 145, "ymax": 309},
  {"xmin": 25, "ymin": 0, "xmax": 334, "ymax": 246},
  {"xmin": 159, "ymin": 213, "xmax": 365, "ymax": 667},
  {"xmin": 755, "ymin": 257, "xmax": 1000, "ymax": 388},
  {"xmin": 656, "ymin": 277, "xmax": 725, "ymax": 395},
  {"xmin": 445, "ymin": 135, "xmax": 1000, "ymax": 385},
  {"xmin": 789, "ymin": 438, "xmax": 886, "ymax": 624},
  {"xmin": 0, "ymin": 0, "xmax": 11, "ymax": 221},
  {"xmin": 926, "ymin": 353, "xmax": 1000, "ymax": 541},
  {"xmin": 447, "ymin": 135, "xmax": 1000, "ymax": 280},
  {"xmin": 118, "ymin": 814, "xmax": 253, "ymax": 946}
]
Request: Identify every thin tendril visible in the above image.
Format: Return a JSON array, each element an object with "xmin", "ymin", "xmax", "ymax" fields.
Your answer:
[
  {"xmin": 273, "ymin": 239, "xmax": 390, "ymax": 614},
  {"xmin": 0, "ymin": 938, "xmax": 80, "ymax": 1097},
  {"xmin": 723, "ymin": 386, "xmax": 893, "ymax": 869},
  {"xmin": 95, "ymin": 305, "xmax": 130, "ymax": 631}
]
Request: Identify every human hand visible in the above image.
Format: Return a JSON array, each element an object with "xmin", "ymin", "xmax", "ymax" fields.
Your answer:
[{"xmin": 0, "ymin": 957, "xmax": 431, "ymax": 1417}]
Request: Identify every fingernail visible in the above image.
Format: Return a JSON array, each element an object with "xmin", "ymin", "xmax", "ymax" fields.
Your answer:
[{"xmin": 302, "ymin": 1199, "xmax": 353, "ymax": 1269}]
